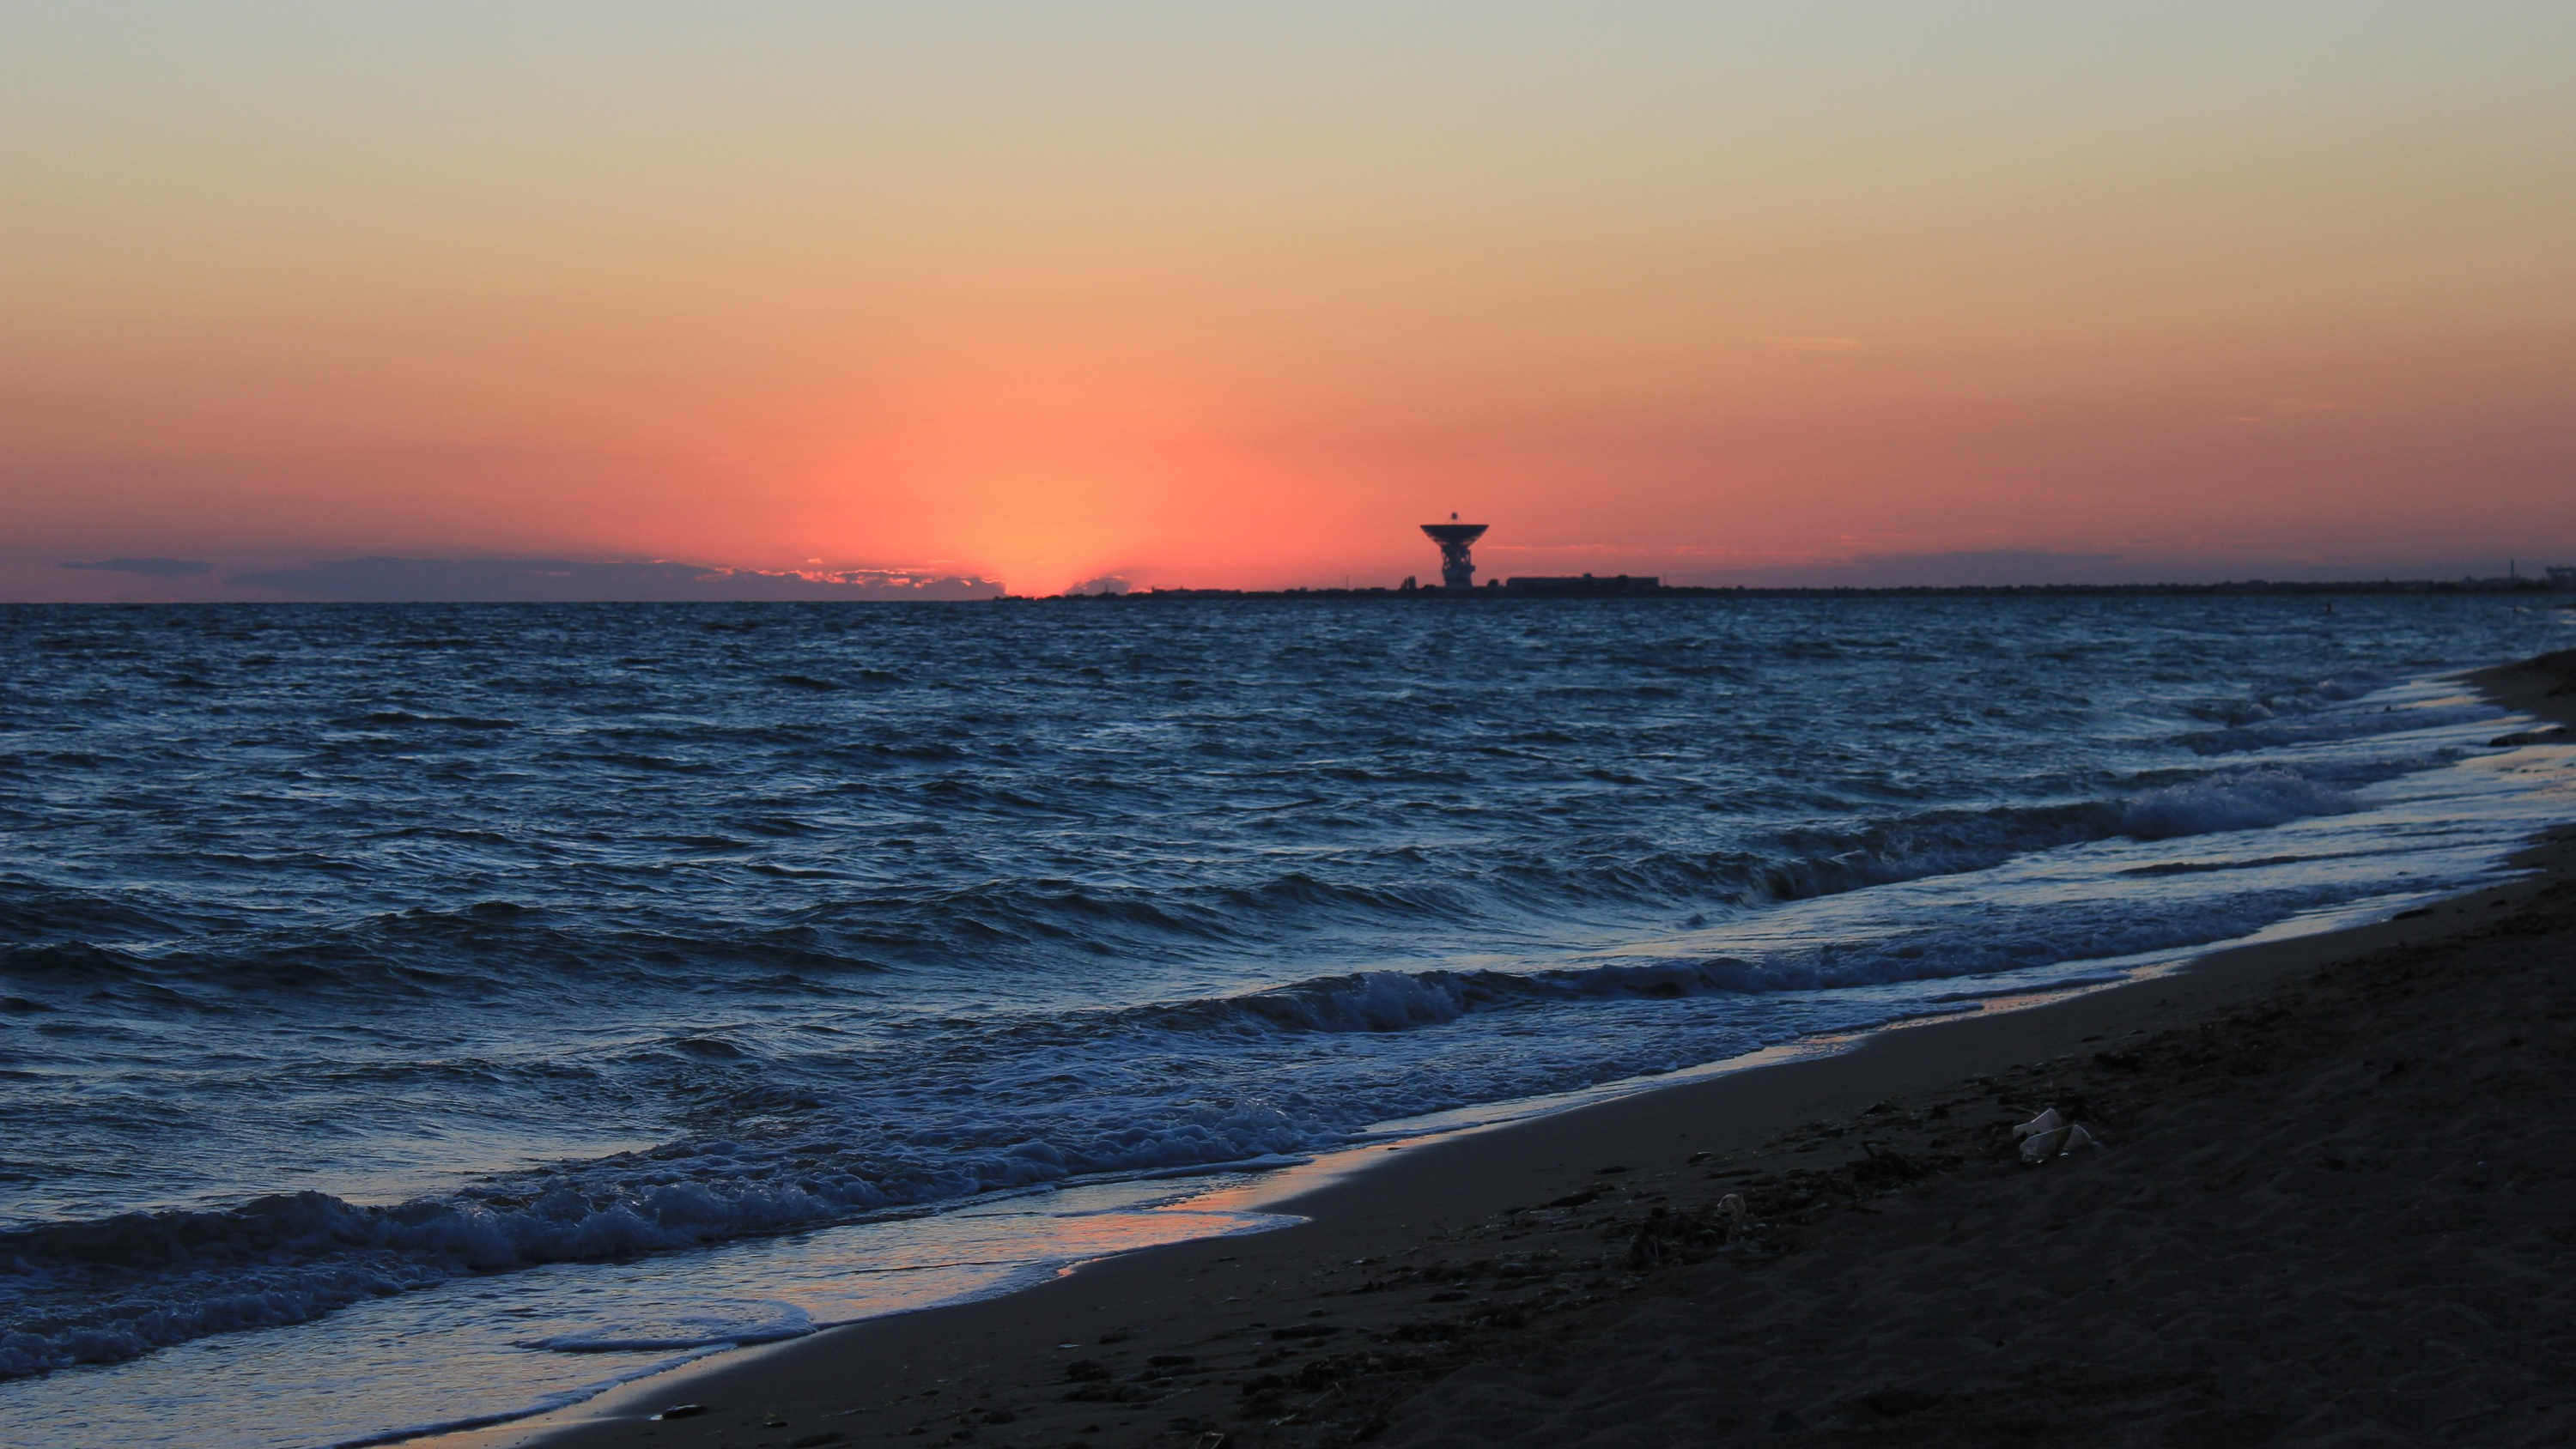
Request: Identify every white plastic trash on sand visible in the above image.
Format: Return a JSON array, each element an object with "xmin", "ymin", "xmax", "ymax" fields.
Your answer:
[{"xmin": 2013, "ymin": 1107, "xmax": 2105, "ymax": 1165}]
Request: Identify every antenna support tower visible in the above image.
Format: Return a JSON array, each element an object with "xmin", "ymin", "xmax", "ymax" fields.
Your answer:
[{"xmin": 1420, "ymin": 519, "xmax": 1489, "ymax": 591}]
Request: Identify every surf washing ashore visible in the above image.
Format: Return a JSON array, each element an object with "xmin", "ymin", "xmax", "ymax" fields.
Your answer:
[
  {"xmin": 3, "ymin": 600, "xmax": 2573, "ymax": 1448},
  {"xmin": 491, "ymin": 650, "xmax": 2576, "ymax": 1449}
]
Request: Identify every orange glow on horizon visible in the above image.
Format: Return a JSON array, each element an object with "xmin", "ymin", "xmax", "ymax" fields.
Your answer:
[{"xmin": 3, "ymin": 5, "xmax": 2572, "ymax": 598}]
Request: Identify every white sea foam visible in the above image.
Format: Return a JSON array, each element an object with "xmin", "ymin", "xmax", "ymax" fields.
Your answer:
[{"xmin": 2119, "ymin": 767, "xmax": 2354, "ymax": 840}]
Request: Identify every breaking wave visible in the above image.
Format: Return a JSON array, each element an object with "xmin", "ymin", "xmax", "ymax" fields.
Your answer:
[{"xmin": 2119, "ymin": 767, "xmax": 2354, "ymax": 840}]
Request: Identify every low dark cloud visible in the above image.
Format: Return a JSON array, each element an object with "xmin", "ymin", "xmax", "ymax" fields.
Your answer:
[
  {"xmin": 60, "ymin": 557, "xmax": 216, "ymax": 578},
  {"xmin": 228, "ymin": 556, "xmax": 1003, "ymax": 602}
]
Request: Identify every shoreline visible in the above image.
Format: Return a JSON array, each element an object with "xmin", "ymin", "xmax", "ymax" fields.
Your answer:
[{"xmin": 456, "ymin": 650, "xmax": 2576, "ymax": 1449}]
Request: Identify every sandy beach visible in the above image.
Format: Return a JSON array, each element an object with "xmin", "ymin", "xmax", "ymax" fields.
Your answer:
[{"xmin": 486, "ymin": 650, "xmax": 2576, "ymax": 1449}]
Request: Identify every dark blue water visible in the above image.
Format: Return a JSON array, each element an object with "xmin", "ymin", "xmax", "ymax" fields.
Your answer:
[{"xmin": 3, "ymin": 597, "xmax": 2572, "ymax": 1446}]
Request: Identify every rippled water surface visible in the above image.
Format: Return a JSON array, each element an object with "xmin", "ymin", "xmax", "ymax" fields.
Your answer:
[{"xmin": 3, "ymin": 597, "xmax": 2573, "ymax": 1445}]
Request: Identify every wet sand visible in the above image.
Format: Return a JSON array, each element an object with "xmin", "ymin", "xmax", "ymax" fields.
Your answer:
[{"xmin": 493, "ymin": 649, "xmax": 2576, "ymax": 1449}]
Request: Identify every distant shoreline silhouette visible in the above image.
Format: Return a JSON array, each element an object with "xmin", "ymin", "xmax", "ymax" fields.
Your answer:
[{"xmin": 1034, "ymin": 576, "xmax": 2576, "ymax": 601}]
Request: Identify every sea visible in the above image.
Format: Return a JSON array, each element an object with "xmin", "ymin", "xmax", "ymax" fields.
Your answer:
[{"xmin": 4, "ymin": 595, "xmax": 2573, "ymax": 1447}]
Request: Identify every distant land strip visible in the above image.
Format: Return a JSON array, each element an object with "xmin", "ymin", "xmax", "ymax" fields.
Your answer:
[
  {"xmin": 21, "ymin": 576, "xmax": 2576, "ymax": 605},
  {"xmin": 1036, "ymin": 578, "xmax": 2576, "ymax": 601}
]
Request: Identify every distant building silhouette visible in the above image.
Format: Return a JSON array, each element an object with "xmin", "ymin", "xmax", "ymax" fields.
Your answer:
[{"xmin": 1504, "ymin": 574, "xmax": 1662, "ymax": 596}]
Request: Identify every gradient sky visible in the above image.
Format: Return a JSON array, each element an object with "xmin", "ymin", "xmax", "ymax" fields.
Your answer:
[{"xmin": 4, "ymin": 2, "xmax": 2572, "ymax": 598}]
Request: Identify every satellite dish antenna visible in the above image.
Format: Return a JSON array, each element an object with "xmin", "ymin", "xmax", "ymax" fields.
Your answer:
[{"xmin": 1420, "ymin": 516, "xmax": 1489, "ymax": 591}]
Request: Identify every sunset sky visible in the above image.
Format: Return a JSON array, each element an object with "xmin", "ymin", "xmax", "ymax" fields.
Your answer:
[{"xmin": 4, "ymin": 3, "xmax": 2572, "ymax": 599}]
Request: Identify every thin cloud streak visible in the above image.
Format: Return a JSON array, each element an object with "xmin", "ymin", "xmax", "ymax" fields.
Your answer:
[
  {"xmin": 59, "ymin": 557, "xmax": 216, "ymax": 577},
  {"xmin": 228, "ymin": 557, "xmax": 1003, "ymax": 603}
]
